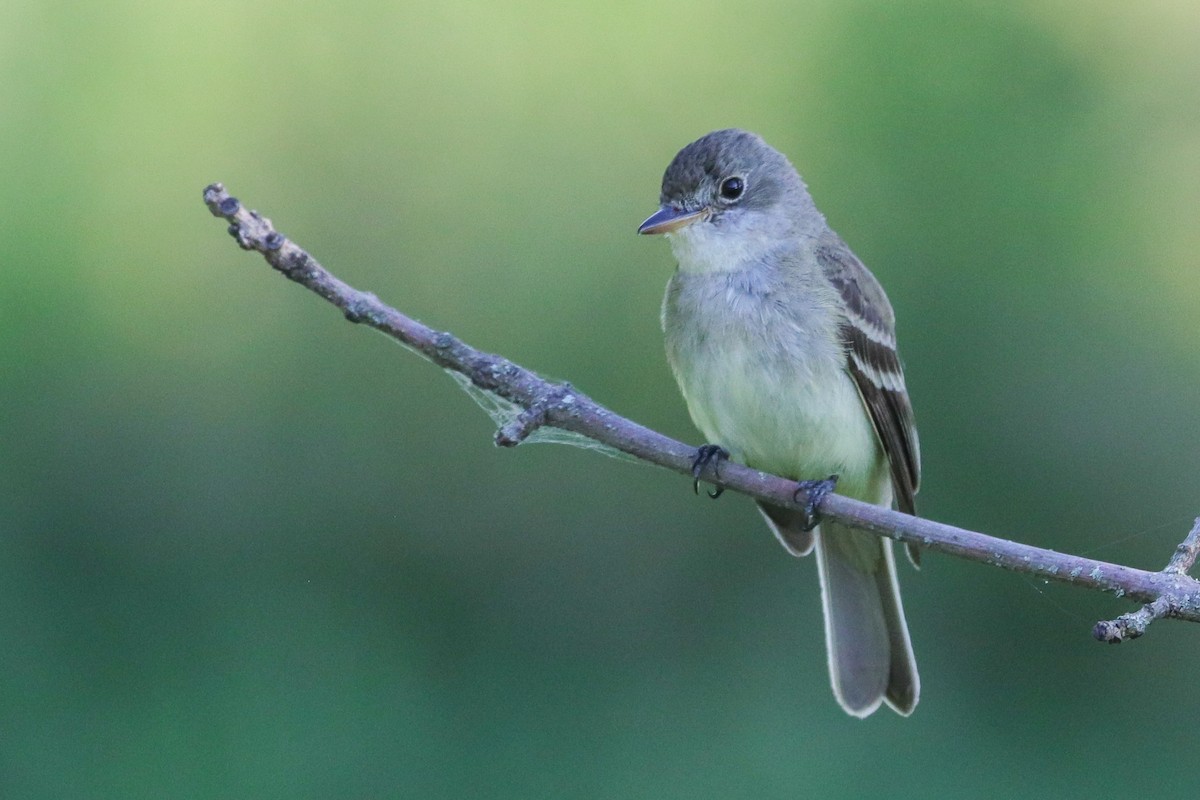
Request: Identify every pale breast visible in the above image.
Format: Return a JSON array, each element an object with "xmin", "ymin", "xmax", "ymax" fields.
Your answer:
[{"xmin": 663, "ymin": 268, "xmax": 887, "ymax": 501}]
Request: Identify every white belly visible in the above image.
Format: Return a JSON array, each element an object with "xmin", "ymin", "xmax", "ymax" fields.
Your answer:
[{"xmin": 674, "ymin": 334, "xmax": 886, "ymax": 502}]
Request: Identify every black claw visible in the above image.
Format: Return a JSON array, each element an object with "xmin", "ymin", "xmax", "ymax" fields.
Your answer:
[
  {"xmin": 691, "ymin": 444, "xmax": 729, "ymax": 498},
  {"xmin": 792, "ymin": 475, "xmax": 839, "ymax": 531}
]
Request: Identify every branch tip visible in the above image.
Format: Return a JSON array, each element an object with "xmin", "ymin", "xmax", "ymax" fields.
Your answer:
[
  {"xmin": 495, "ymin": 406, "xmax": 547, "ymax": 448},
  {"xmin": 203, "ymin": 182, "xmax": 226, "ymax": 208},
  {"xmin": 494, "ymin": 384, "xmax": 575, "ymax": 447},
  {"xmin": 1096, "ymin": 518, "xmax": 1200, "ymax": 643},
  {"xmin": 1094, "ymin": 597, "xmax": 1172, "ymax": 643},
  {"xmin": 1165, "ymin": 517, "xmax": 1200, "ymax": 576}
]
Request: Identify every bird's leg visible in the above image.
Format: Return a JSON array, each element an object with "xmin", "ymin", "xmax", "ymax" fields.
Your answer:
[
  {"xmin": 793, "ymin": 475, "xmax": 839, "ymax": 531},
  {"xmin": 691, "ymin": 444, "xmax": 730, "ymax": 499}
]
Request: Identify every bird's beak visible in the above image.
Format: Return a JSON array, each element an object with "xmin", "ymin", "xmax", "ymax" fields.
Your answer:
[{"xmin": 637, "ymin": 206, "xmax": 708, "ymax": 235}]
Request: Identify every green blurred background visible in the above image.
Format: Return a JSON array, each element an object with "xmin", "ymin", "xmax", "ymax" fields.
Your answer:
[{"xmin": 3, "ymin": 1, "xmax": 1200, "ymax": 797}]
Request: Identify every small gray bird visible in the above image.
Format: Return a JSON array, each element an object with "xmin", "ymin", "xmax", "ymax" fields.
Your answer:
[{"xmin": 639, "ymin": 129, "xmax": 920, "ymax": 717}]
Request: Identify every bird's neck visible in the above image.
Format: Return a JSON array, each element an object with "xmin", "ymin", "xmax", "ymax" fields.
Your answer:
[{"xmin": 668, "ymin": 224, "xmax": 799, "ymax": 275}]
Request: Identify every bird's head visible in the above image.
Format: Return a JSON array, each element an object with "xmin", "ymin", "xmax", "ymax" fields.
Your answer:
[{"xmin": 638, "ymin": 129, "xmax": 819, "ymax": 273}]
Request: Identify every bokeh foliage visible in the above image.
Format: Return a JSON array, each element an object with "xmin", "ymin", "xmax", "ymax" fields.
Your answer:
[{"xmin": 2, "ymin": 1, "xmax": 1200, "ymax": 797}]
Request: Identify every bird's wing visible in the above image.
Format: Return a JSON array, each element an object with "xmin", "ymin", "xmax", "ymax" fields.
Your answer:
[{"xmin": 816, "ymin": 236, "xmax": 921, "ymax": 518}]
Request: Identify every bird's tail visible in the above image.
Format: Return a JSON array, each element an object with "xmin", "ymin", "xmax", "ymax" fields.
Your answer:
[
  {"xmin": 815, "ymin": 520, "xmax": 919, "ymax": 717},
  {"xmin": 758, "ymin": 501, "xmax": 919, "ymax": 717}
]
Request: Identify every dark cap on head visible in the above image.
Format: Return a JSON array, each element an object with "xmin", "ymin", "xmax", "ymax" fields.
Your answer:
[{"xmin": 655, "ymin": 128, "xmax": 809, "ymax": 220}]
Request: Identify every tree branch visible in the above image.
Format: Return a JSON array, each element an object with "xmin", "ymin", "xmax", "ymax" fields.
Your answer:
[
  {"xmin": 203, "ymin": 182, "xmax": 1200, "ymax": 640},
  {"xmin": 1093, "ymin": 518, "xmax": 1200, "ymax": 642}
]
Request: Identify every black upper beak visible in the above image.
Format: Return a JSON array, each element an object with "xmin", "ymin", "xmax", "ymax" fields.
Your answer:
[{"xmin": 637, "ymin": 206, "xmax": 708, "ymax": 235}]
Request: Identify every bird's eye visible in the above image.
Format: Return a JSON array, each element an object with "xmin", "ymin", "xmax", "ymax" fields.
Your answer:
[{"xmin": 719, "ymin": 176, "xmax": 745, "ymax": 201}]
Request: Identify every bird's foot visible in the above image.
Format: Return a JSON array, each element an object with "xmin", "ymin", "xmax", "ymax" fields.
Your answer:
[
  {"xmin": 793, "ymin": 475, "xmax": 839, "ymax": 531},
  {"xmin": 691, "ymin": 444, "xmax": 729, "ymax": 499}
]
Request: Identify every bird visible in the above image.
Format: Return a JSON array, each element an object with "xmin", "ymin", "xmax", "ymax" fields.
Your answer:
[{"xmin": 638, "ymin": 129, "xmax": 920, "ymax": 717}]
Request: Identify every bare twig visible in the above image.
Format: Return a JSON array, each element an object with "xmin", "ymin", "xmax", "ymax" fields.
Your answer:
[
  {"xmin": 1164, "ymin": 518, "xmax": 1200, "ymax": 576},
  {"xmin": 1094, "ymin": 518, "xmax": 1200, "ymax": 642},
  {"xmin": 203, "ymin": 183, "xmax": 1200, "ymax": 639}
]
